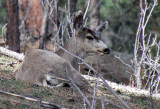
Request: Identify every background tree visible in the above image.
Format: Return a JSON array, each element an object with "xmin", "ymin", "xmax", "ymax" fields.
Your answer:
[
  {"xmin": 5, "ymin": 0, "xmax": 20, "ymax": 52},
  {"xmin": 18, "ymin": 0, "xmax": 60, "ymax": 52}
]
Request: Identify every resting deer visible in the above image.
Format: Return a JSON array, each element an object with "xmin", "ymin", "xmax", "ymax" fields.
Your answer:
[{"xmin": 15, "ymin": 11, "xmax": 110, "ymax": 90}]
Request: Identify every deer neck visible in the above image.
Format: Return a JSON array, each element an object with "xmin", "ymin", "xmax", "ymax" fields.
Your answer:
[{"xmin": 56, "ymin": 36, "xmax": 85, "ymax": 69}]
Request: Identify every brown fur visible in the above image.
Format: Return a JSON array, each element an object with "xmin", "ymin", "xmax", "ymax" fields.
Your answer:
[
  {"xmin": 16, "ymin": 11, "xmax": 110, "ymax": 91},
  {"xmin": 16, "ymin": 49, "xmax": 90, "ymax": 90},
  {"xmin": 56, "ymin": 35, "xmax": 85, "ymax": 69}
]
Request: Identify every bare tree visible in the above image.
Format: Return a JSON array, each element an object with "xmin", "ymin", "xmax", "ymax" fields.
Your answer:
[
  {"xmin": 14, "ymin": 0, "xmax": 61, "ymax": 52},
  {"xmin": 133, "ymin": 0, "xmax": 159, "ymax": 92}
]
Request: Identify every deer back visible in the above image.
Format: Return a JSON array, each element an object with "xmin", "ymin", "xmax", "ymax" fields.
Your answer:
[
  {"xmin": 16, "ymin": 11, "xmax": 109, "ymax": 91},
  {"xmin": 16, "ymin": 49, "xmax": 91, "ymax": 90}
]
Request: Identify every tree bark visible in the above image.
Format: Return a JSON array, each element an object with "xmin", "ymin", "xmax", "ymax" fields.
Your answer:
[
  {"xmin": 5, "ymin": 0, "xmax": 20, "ymax": 52},
  {"xmin": 18, "ymin": 0, "xmax": 43, "ymax": 52},
  {"xmin": 18, "ymin": 0, "xmax": 60, "ymax": 52}
]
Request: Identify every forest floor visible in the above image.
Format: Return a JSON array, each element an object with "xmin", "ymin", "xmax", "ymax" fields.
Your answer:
[{"xmin": 0, "ymin": 54, "xmax": 160, "ymax": 109}]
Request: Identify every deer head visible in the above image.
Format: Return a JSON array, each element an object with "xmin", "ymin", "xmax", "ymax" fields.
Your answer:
[
  {"xmin": 56, "ymin": 11, "xmax": 110, "ymax": 69},
  {"xmin": 71, "ymin": 11, "xmax": 110, "ymax": 56}
]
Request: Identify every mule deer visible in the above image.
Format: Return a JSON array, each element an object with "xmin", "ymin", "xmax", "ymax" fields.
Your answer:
[{"xmin": 15, "ymin": 11, "xmax": 110, "ymax": 90}]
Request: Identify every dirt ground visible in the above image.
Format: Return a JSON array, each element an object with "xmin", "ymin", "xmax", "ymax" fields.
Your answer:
[{"xmin": 0, "ymin": 54, "xmax": 160, "ymax": 109}]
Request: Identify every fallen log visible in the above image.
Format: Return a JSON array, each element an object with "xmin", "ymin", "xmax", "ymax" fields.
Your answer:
[
  {"xmin": 83, "ymin": 75, "xmax": 160, "ymax": 100},
  {"xmin": 0, "ymin": 47, "xmax": 24, "ymax": 61},
  {"xmin": 1, "ymin": 47, "xmax": 160, "ymax": 101}
]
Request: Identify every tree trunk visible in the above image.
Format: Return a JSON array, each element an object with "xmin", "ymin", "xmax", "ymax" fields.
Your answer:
[
  {"xmin": 18, "ymin": 0, "xmax": 60, "ymax": 52},
  {"xmin": 133, "ymin": 0, "xmax": 145, "ymax": 88},
  {"xmin": 18, "ymin": 0, "xmax": 43, "ymax": 52},
  {"xmin": 5, "ymin": 0, "xmax": 20, "ymax": 52}
]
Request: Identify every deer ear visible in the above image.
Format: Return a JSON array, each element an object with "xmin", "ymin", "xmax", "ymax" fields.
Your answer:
[
  {"xmin": 73, "ymin": 11, "xmax": 83, "ymax": 30},
  {"xmin": 95, "ymin": 21, "xmax": 108, "ymax": 33}
]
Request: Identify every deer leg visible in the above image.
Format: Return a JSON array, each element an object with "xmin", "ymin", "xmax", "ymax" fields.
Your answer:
[{"xmin": 43, "ymin": 74, "xmax": 65, "ymax": 88}]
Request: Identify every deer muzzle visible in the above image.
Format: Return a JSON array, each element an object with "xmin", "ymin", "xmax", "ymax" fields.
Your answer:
[
  {"xmin": 97, "ymin": 48, "xmax": 110, "ymax": 55},
  {"xmin": 103, "ymin": 48, "xmax": 110, "ymax": 54}
]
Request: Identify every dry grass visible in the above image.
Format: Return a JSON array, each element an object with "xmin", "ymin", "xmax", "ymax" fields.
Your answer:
[{"xmin": 0, "ymin": 54, "xmax": 160, "ymax": 109}]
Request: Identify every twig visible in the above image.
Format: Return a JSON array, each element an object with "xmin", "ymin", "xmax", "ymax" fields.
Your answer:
[
  {"xmin": 0, "ymin": 89, "xmax": 62, "ymax": 108},
  {"xmin": 83, "ymin": 75, "xmax": 160, "ymax": 100},
  {"xmin": 91, "ymin": 75, "xmax": 98, "ymax": 109},
  {"xmin": 144, "ymin": 0, "xmax": 157, "ymax": 27},
  {"xmin": 88, "ymin": 96, "xmax": 126, "ymax": 109},
  {"xmin": 65, "ymin": 65, "xmax": 91, "ymax": 108},
  {"xmin": 83, "ymin": 0, "xmax": 91, "ymax": 20},
  {"xmin": 0, "ymin": 35, "xmax": 130, "ymax": 108},
  {"xmin": 56, "ymin": 44, "xmax": 130, "ymax": 109},
  {"xmin": 114, "ymin": 55, "xmax": 133, "ymax": 70},
  {"xmin": 133, "ymin": 0, "xmax": 158, "ymax": 89},
  {"xmin": 69, "ymin": 77, "xmax": 91, "ymax": 107}
]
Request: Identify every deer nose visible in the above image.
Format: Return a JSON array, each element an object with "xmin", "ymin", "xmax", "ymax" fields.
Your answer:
[{"xmin": 103, "ymin": 48, "xmax": 110, "ymax": 54}]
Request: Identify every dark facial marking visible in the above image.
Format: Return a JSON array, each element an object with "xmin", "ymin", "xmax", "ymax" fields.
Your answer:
[
  {"xmin": 86, "ymin": 36, "xmax": 94, "ymax": 40},
  {"xmin": 83, "ymin": 27, "xmax": 100, "ymax": 40}
]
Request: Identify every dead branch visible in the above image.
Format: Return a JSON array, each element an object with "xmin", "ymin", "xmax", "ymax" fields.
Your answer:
[
  {"xmin": 69, "ymin": 77, "xmax": 91, "ymax": 108},
  {"xmin": 83, "ymin": 0, "xmax": 91, "ymax": 20},
  {"xmin": 83, "ymin": 75, "xmax": 160, "ymax": 100},
  {"xmin": 88, "ymin": 96, "xmax": 126, "ymax": 109},
  {"xmin": 56, "ymin": 44, "xmax": 130, "ymax": 109},
  {"xmin": 0, "ymin": 89, "xmax": 62, "ymax": 108},
  {"xmin": 0, "ymin": 47, "xmax": 24, "ymax": 61},
  {"xmin": 1, "ymin": 47, "xmax": 160, "ymax": 101},
  {"xmin": 134, "ymin": 0, "xmax": 158, "ymax": 89},
  {"xmin": 65, "ymin": 65, "xmax": 91, "ymax": 108}
]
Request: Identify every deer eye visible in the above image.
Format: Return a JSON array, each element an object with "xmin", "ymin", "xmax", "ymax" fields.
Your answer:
[{"xmin": 86, "ymin": 36, "xmax": 94, "ymax": 40}]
